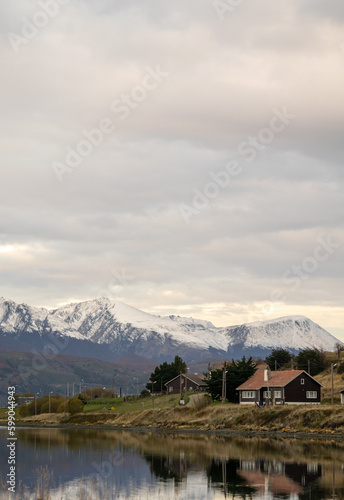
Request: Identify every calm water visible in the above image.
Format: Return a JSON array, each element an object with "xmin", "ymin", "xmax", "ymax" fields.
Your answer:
[{"xmin": 1, "ymin": 427, "xmax": 344, "ymax": 499}]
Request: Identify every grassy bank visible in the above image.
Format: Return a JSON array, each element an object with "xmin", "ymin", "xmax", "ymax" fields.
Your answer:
[
  {"xmin": 13, "ymin": 403, "xmax": 344, "ymax": 436},
  {"xmin": 83, "ymin": 393, "xmax": 189, "ymax": 413}
]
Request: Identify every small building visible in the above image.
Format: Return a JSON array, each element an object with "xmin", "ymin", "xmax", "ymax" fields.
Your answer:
[
  {"xmin": 17, "ymin": 396, "xmax": 34, "ymax": 405},
  {"xmin": 165, "ymin": 374, "xmax": 207, "ymax": 394},
  {"xmin": 340, "ymin": 390, "xmax": 344, "ymax": 404},
  {"xmin": 237, "ymin": 370, "xmax": 323, "ymax": 405}
]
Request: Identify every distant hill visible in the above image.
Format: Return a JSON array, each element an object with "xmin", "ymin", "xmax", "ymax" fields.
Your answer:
[{"xmin": 0, "ymin": 349, "xmax": 154, "ymax": 401}]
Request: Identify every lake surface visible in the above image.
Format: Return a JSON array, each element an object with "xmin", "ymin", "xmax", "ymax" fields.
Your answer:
[{"xmin": 1, "ymin": 427, "xmax": 344, "ymax": 499}]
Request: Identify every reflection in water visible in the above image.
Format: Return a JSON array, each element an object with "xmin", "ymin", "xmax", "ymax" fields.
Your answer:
[{"xmin": 1, "ymin": 427, "xmax": 344, "ymax": 499}]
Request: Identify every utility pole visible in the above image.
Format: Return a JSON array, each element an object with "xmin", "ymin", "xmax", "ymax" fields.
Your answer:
[
  {"xmin": 308, "ymin": 359, "xmax": 311, "ymax": 375},
  {"xmin": 180, "ymin": 371, "xmax": 182, "ymax": 399},
  {"xmin": 49, "ymin": 391, "xmax": 53, "ymax": 414},
  {"xmin": 331, "ymin": 363, "xmax": 337, "ymax": 405},
  {"xmin": 275, "ymin": 360, "xmax": 277, "ymax": 371},
  {"xmin": 222, "ymin": 363, "xmax": 227, "ymax": 405}
]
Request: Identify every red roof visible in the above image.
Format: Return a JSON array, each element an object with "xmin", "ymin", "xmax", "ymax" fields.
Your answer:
[{"xmin": 237, "ymin": 370, "xmax": 322, "ymax": 390}]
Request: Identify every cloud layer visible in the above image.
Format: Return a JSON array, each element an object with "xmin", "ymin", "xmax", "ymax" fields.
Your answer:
[{"xmin": 1, "ymin": 0, "xmax": 343, "ymax": 338}]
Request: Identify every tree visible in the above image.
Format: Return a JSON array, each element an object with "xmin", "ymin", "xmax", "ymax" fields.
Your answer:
[
  {"xmin": 206, "ymin": 368, "xmax": 223, "ymax": 401},
  {"xmin": 147, "ymin": 356, "xmax": 187, "ymax": 392},
  {"xmin": 226, "ymin": 357, "xmax": 257, "ymax": 402},
  {"xmin": 68, "ymin": 397, "xmax": 83, "ymax": 415},
  {"xmin": 206, "ymin": 356, "xmax": 256, "ymax": 403},
  {"xmin": 335, "ymin": 342, "xmax": 344, "ymax": 361},
  {"xmin": 265, "ymin": 349, "xmax": 292, "ymax": 370},
  {"xmin": 171, "ymin": 355, "xmax": 187, "ymax": 374},
  {"xmin": 295, "ymin": 348, "xmax": 326, "ymax": 376}
]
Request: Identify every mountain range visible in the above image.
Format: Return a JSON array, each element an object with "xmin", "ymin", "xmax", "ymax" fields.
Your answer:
[{"xmin": 0, "ymin": 297, "xmax": 340, "ymax": 363}]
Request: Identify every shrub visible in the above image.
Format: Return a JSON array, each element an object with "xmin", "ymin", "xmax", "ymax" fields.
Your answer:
[
  {"xmin": 337, "ymin": 362, "xmax": 344, "ymax": 374},
  {"xmin": 193, "ymin": 394, "xmax": 212, "ymax": 411},
  {"xmin": 57, "ymin": 402, "xmax": 67, "ymax": 413},
  {"xmin": 18, "ymin": 403, "xmax": 30, "ymax": 417},
  {"xmin": 68, "ymin": 397, "xmax": 84, "ymax": 415},
  {"xmin": 40, "ymin": 398, "xmax": 61, "ymax": 414}
]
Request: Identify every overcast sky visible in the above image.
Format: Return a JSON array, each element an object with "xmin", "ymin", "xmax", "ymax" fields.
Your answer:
[{"xmin": 1, "ymin": 0, "xmax": 343, "ymax": 339}]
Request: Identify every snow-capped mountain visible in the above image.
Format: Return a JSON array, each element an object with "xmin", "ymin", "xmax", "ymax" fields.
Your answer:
[
  {"xmin": 0, "ymin": 297, "xmax": 341, "ymax": 362},
  {"xmin": 221, "ymin": 315, "xmax": 340, "ymax": 358}
]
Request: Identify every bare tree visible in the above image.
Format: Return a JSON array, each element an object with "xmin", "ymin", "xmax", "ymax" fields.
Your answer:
[{"xmin": 335, "ymin": 342, "xmax": 344, "ymax": 361}]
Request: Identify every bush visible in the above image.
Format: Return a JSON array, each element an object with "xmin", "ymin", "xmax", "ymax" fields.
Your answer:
[
  {"xmin": 140, "ymin": 390, "xmax": 150, "ymax": 398},
  {"xmin": 193, "ymin": 394, "xmax": 212, "ymax": 411},
  {"xmin": 18, "ymin": 403, "xmax": 30, "ymax": 417},
  {"xmin": 337, "ymin": 362, "xmax": 344, "ymax": 374},
  {"xmin": 57, "ymin": 402, "xmax": 67, "ymax": 413},
  {"xmin": 68, "ymin": 397, "xmax": 84, "ymax": 415},
  {"xmin": 40, "ymin": 398, "xmax": 62, "ymax": 414}
]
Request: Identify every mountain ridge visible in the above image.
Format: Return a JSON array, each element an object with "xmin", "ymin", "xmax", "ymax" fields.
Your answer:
[{"xmin": 0, "ymin": 297, "xmax": 341, "ymax": 362}]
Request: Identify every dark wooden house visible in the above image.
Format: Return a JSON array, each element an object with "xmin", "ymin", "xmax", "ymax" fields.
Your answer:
[
  {"xmin": 165, "ymin": 374, "xmax": 207, "ymax": 394},
  {"xmin": 237, "ymin": 370, "xmax": 322, "ymax": 405}
]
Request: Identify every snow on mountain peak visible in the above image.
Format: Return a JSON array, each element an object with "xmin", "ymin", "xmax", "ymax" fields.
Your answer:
[
  {"xmin": 0, "ymin": 296, "xmax": 341, "ymax": 360},
  {"xmin": 223, "ymin": 315, "xmax": 339, "ymax": 352}
]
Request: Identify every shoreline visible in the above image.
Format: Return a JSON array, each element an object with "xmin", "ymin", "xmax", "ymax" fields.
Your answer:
[
  {"xmin": 3, "ymin": 403, "xmax": 344, "ymax": 440},
  {"xmin": 2, "ymin": 419, "xmax": 344, "ymax": 441}
]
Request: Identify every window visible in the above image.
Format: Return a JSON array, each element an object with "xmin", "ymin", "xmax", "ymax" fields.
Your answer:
[
  {"xmin": 169, "ymin": 387, "xmax": 173, "ymax": 393},
  {"xmin": 301, "ymin": 378, "xmax": 305, "ymax": 385},
  {"xmin": 263, "ymin": 391, "xmax": 271, "ymax": 398},
  {"xmin": 274, "ymin": 391, "xmax": 282, "ymax": 399},
  {"xmin": 242, "ymin": 391, "xmax": 255, "ymax": 398},
  {"xmin": 306, "ymin": 391, "xmax": 317, "ymax": 399}
]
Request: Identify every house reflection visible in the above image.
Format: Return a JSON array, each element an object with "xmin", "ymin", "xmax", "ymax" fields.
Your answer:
[
  {"xmin": 144, "ymin": 450, "xmax": 205, "ymax": 484},
  {"xmin": 206, "ymin": 458, "xmax": 322, "ymax": 499}
]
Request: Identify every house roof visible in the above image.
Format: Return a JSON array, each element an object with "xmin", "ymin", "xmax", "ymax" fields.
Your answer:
[
  {"xmin": 165, "ymin": 373, "xmax": 207, "ymax": 387},
  {"xmin": 236, "ymin": 370, "xmax": 323, "ymax": 390}
]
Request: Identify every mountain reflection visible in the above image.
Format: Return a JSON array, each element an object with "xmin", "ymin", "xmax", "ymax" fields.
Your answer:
[{"xmin": 1, "ymin": 428, "xmax": 344, "ymax": 499}]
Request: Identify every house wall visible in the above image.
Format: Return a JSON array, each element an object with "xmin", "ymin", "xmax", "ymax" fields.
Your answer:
[
  {"xmin": 240, "ymin": 373, "xmax": 322, "ymax": 404},
  {"xmin": 240, "ymin": 387, "xmax": 284, "ymax": 405},
  {"xmin": 166, "ymin": 376, "xmax": 184, "ymax": 394},
  {"xmin": 239, "ymin": 390, "xmax": 260, "ymax": 404},
  {"xmin": 284, "ymin": 373, "xmax": 321, "ymax": 404},
  {"xmin": 165, "ymin": 376, "xmax": 204, "ymax": 394}
]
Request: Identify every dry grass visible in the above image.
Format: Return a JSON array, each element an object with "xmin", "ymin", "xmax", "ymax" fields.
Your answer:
[{"xmin": 58, "ymin": 404, "xmax": 344, "ymax": 435}]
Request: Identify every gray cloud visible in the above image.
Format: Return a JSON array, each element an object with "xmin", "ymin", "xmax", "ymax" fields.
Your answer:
[{"xmin": 0, "ymin": 1, "xmax": 343, "ymax": 338}]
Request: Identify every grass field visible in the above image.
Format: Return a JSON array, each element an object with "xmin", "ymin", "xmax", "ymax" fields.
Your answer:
[
  {"xmin": 83, "ymin": 393, "xmax": 190, "ymax": 413},
  {"xmin": 0, "ymin": 407, "xmax": 9, "ymax": 420}
]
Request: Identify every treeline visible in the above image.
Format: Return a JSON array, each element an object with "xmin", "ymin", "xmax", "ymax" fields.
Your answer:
[
  {"xmin": 265, "ymin": 347, "xmax": 331, "ymax": 375},
  {"xmin": 18, "ymin": 387, "xmax": 116, "ymax": 417},
  {"xmin": 18, "ymin": 394, "xmax": 85, "ymax": 416},
  {"xmin": 146, "ymin": 355, "xmax": 186, "ymax": 392}
]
